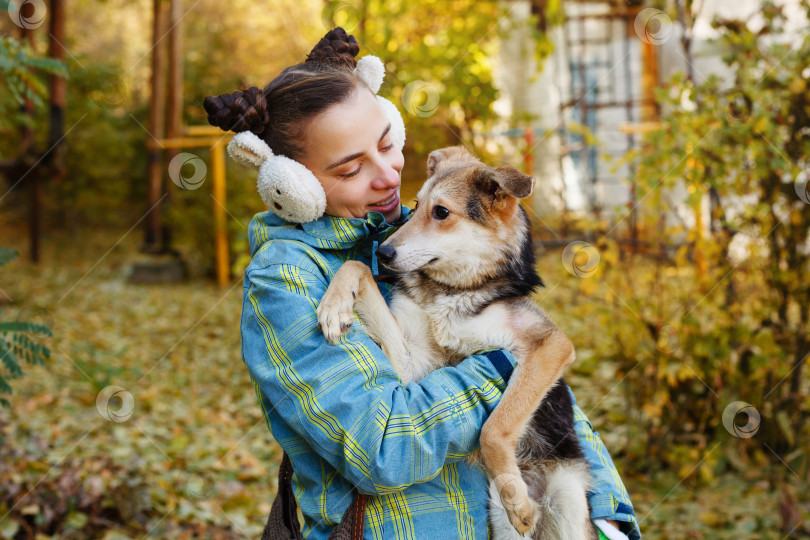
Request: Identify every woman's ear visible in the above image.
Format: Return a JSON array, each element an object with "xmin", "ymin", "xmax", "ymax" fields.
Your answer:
[{"xmin": 227, "ymin": 131, "xmax": 274, "ymax": 169}]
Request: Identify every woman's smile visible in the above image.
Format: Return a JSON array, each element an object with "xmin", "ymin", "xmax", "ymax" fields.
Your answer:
[{"xmin": 369, "ymin": 191, "xmax": 400, "ymax": 213}]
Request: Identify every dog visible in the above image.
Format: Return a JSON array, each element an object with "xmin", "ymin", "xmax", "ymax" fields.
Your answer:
[{"xmin": 317, "ymin": 146, "xmax": 597, "ymax": 539}]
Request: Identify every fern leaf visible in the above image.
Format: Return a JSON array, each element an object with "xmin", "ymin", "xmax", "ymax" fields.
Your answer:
[
  {"xmin": 0, "ymin": 339, "xmax": 22, "ymax": 377},
  {"xmin": 0, "ymin": 321, "xmax": 52, "ymax": 336},
  {"xmin": 0, "ymin": 378, "xmax": 11, "ymax": 394}
]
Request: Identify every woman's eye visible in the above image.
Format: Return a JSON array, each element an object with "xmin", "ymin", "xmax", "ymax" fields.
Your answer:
[
  {"xmin": 340, "ymin": 167, "xmax": 361, "ymax": 179},
  {"xmin": 380, "ymin": 143, "xmax": 394, "ymax": 152},
  {"xmin": 432, "ymin": 205, "xmax": 449, "ymax": 220}
]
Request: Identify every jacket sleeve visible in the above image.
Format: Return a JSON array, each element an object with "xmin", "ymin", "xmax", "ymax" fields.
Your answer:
[
  {"xmin": 241, "ymin": 261, "xmax": 517, "ymax": 496},
  {"xmin": 567, "ymin": 386, "xmax": 642, "ymax": 540}
]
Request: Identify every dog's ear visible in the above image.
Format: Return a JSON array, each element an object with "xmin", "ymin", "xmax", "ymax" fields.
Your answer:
[
  {"xmin": 495, "ymin": 166, "xmax": 535, "ymax": 199},
  {"xmin": 427, "ymin": 146, "xmax": 473, "ymax": 176},
  {"xmin": 427, "ymin": 150, "xmax": 444, "ymax": 177},
  {"xmin": 476, "ymin": 166, "xmax": 535, "ymax": 204}
]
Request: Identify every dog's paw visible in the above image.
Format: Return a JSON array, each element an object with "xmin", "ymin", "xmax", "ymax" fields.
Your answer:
[
  {"xmin": 507, "ymin": 497, "xmax": 539, "ymax": 536},
  {"xmin": 317, "ymin": 288, "xmax": 356, "ymax": 344},
  {"xmin": 494, "ymin": 474, "xmax": 539, "ymax": 535}
]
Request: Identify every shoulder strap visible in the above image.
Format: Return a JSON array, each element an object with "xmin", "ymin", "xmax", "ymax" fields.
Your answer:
[{"xmin": 263, "ymin": 452, "xmax": 367, "ymax": 540}]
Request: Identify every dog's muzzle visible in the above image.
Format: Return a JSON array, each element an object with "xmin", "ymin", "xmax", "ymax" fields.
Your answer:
[{"xmin": 376, "ymin": 244, "xmax": 396, "ymax": 265}]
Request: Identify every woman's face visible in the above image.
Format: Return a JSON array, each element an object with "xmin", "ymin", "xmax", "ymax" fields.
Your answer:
[{"xmin": 299, "ymin": 87, "xmax": 405, "ymax": 223}]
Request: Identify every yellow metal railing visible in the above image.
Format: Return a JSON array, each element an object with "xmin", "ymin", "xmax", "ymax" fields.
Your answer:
[{"xmin": 148, "ymin": 125, "xmax": 233, "ymax": 287}]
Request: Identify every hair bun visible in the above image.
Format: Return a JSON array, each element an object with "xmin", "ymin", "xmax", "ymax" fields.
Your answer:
[
  {"xmin": 203, "ymin": 86, "xmax": 270, "ymax": 135},
  {"xmin": 306, "ymin": 27, "xmax": 359, "ymax": 68}
]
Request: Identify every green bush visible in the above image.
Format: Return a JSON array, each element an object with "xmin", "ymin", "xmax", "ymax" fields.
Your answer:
[{"xmin": 591, "ymin": 0, "xmax": 809, "ymax": 477}]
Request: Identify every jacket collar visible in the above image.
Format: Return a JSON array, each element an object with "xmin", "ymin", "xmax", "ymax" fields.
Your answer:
[
  {"xmin": 299, "ymin": 207, "xmax": 414, "ymax": 276},
  {"xmin": 299, "ymin": 206, "xmax": 413, "ymax": 249},
  {"xmin": 248, "ymin": 205, "xmax": 413, "ymax": 257}
]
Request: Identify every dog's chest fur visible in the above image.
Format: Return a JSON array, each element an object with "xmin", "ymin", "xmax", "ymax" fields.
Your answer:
[{"xmin": 390, "ymin": 271, "xmax": 518, "ymax": 371}]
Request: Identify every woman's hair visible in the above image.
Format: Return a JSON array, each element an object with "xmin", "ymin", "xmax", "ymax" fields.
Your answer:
[{"xmin": 203, "ymin": 27, "xmax": 363, "ymax": 160}]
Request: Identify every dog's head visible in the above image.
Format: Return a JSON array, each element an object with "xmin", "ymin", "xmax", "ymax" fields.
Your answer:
[{"xmin": 377, "ymin": 146, "xmax": 535, "ymax": 287}]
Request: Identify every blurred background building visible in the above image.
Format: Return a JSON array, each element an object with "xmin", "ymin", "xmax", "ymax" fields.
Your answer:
[{"xmin": 493, "ymin": 0, "xmax": 805, "ymax": 224}]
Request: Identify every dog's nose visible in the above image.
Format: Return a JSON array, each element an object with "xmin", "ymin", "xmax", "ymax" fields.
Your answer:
[{"xmin": 376, "ymin": 244, "xmax": 396, "ymax": 265}]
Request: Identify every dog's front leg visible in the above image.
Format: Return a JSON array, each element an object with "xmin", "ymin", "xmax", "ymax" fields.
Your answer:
[
  {"xmin": 317, "ymin": 261, "xmax": 411, "ymax": 373},
  {"xmin": 478, "ymin": 315, "xmax": 576, "ymax": 535}
]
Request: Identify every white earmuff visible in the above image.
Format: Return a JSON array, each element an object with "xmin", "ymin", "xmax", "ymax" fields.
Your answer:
[
  {"xmin": 376, "ymin": 95, "xmax": 406, "ymax": 151},
  {"xmin": 228, "ymin": 131, "xmax": 327, "ymax": 224},
  {"xmin": 355, "ymin": 55, "xmax": 385, "ymax": 94},
  {"xmin": 256, "ymin": 156, "xmax": 326, "ymax": 224},
  {"xmin": 226, "ymin": 130, "xmax": 273, "ymax": 168},
  {"xmin": 355, "ymin": 56, "xmax": 406, "ymax": 150}
]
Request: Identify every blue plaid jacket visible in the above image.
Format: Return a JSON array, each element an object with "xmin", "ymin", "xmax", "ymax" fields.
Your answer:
[{"xmin": 240, "ymin": 206, "xmax": 640, "ymax": 539}]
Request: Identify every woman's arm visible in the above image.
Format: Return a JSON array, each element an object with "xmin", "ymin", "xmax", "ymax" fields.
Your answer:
[
  {"xmin": 567, "ymin": 386, "xmax": 642, "ymax": 540},
  {"xmin": 242, "ymin": 261, "xmax": 517, "ymax": 496}
]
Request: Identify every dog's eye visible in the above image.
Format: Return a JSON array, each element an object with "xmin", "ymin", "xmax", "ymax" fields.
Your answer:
[{"xmin": 432, "ymin": 205, "xmax": 450, "ymax": 220}]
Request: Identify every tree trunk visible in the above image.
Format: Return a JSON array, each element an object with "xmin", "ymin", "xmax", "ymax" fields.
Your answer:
[{"xmin": 144, "ymin": 0, "xmax": 168, "ymax": 252}]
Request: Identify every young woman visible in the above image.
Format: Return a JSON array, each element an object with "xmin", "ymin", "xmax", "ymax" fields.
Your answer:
[{"xmin": 204, "ymin": 28, "xmax": 640, "ymax": 540}]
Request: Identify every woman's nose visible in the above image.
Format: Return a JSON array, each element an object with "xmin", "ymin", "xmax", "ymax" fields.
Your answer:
[{"xmin": 371, "ymin": 162, "xmax": 400, "ymax": 190}]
